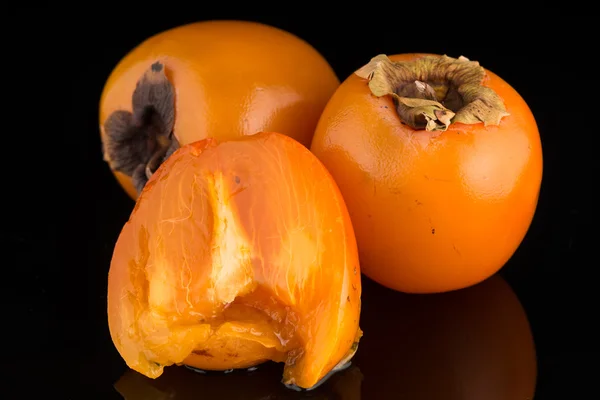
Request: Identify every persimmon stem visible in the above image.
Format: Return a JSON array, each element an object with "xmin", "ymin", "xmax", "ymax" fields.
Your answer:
[
  {"xmin": 102, "ymin": 61, "xmax": 180, "ymax": 194},
  {"xmin": 355, "ymin": 54, "xmax": 510, "ymax": 132}
]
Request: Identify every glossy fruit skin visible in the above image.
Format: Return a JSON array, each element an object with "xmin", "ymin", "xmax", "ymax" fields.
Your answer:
[
  {"xmin": 99, "ymin": 20, "xmax": 340, "ymax": 199},
  {"xmin": 107, "ymin": 132, "xmax": 361, "ymax": 390},
  {"xmin": 310, "ymin": 53, "xmax": 543, "ymax": 293}
]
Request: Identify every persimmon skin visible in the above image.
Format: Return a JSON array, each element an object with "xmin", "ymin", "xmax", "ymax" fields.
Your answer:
[
  {"xmin": 310, "ymin": 53, "xmax": 543, "ymax": 294},
  {"xmin": 99, "ymin": 20, "xmax": 340, "ymax": 199},
  {"xmin": 107, "ymin": 132, "xmax": 361, "ymax": 390}
]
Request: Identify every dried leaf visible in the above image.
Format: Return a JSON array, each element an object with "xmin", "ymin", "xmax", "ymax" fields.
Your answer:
[
  {"xmin": 354, "ymin": 54, "xmax": 390, "ymax": 80},
  {"xmin": 354, "ymin": 53, "xmax": 509, "ymax": 131},
  {"xmin": 102, "ymin": 61, "xmax": 181, "ymax": 194},
  {"xmin": 132, "ymin": 61, "xmax": 175, "ymax": 136},
  {"xmin": 103, "ymin": 110, "xmax": 154, "ymax": 175},
  {"xmin": 396, "ymin": 97, "xmax": 455, "ymax": 132}
]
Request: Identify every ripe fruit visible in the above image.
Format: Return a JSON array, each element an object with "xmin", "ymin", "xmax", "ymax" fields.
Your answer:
[
  {"xmin": 107, "ymin": 131, "xmax": 362, "ymax": 390},
  {"xmin": 99, "ymin": 20, "xmax": 340, "ymax": 200},
  {"xmin": 355, "ymin": 274, "xmax": 537, "ymax": 399},
  {"xmin": 310, "ymin": 53, "xmax": 543, "ymax": 293}
]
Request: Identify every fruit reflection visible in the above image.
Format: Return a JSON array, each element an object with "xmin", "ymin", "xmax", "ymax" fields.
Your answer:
[
  {"xmin": 355, "ymin": 274, "xmax": 537, "ymax": 399},
  {"xmin": 114, "ymin": 361, "xmax": 363, "ymax": 399}
]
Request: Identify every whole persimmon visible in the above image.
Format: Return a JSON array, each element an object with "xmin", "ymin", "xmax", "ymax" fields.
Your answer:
[
  {"xmin": 99, "ymin": 20, "xmax": 340, "ymax": 200},
  {"xmin": 355, "ymin": 274, "xmax": 537, "ymax": 399},
  {"xmin": 310, "ymin": 53, "xmax": 543, "ymax": 293},
  {"xmin": 107, "ymin": 131, "xmax": 362, "ymax": 390}
]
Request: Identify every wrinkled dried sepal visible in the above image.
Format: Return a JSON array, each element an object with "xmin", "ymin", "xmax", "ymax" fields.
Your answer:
[
  {"xmin": 164, "ymin": 136, "xmax": 180, "ymax": 159},
  {"xmin": 396, "ymin": 97, "xmax": 455, "ymax": 131},
  {"xmin": 355, "ymin": 54, "xmax": 405, "ymax": 97},
  {"xmin": 103, "ymin": 61, "xmax": 178, "ymax": 195},
  {"xmin": 453, "ymin": 86, "xmax": 510, "ymax": 125},
  {"xmin": 132, "ymin": 164, "xmax": 149, "ymax": 195},
  {"xmin": 145, "ymin": 146, "xmax": 170, "ymax": 180},
  {"xmin": 355, "ymin": 54, "xmax": 389, "ymax": 81},
  {"xmin": 355, "ymin": 53, "xmax": 509, "ymax": 131},
  {"xmin": 103, "ymin": 110, "xmax": 154, "ymax": 176},
  {"xmin": 132, "ymin": 62, "xmax": 175, "ymax": 136}
]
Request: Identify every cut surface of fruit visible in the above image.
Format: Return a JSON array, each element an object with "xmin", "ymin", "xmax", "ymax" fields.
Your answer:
[{"xmin": 107, "ymin": 132, "xmax": 362, "ymax": 389}]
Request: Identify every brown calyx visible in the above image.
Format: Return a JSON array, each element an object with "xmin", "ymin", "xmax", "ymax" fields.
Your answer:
[
  {"xmin": 355, "ymin": 54, "xmax": 509, "ymax": 132},
  {"xmin": 102, "ymin": 61, "xmax": 180, "ymax": 194}
]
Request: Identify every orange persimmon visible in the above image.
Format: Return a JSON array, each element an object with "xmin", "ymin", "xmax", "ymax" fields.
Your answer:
[
  {"xmin": 310, "ymin": 53, "xmax": 543, "ymax": 293},
  {"xmin": 99, "ymin": 20, "xmax": 339, "ymax": 200},
  {"xmin": 107, "ymin": 131, "xmax": 362, "ymax": 390}
]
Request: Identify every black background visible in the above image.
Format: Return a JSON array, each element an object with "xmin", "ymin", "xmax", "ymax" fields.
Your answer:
[{"xmin": 5, "ymin": 7, "xmax": 596, "ymax": 399}]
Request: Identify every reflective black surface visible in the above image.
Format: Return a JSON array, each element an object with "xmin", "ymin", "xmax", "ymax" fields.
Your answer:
[
  {"xmin": 111, "ymin": 275, "xmax": 536, "ymax": 400},
  {"xmin": 6, "ymin": 9, "xmax": 594, "ymax": 400}
]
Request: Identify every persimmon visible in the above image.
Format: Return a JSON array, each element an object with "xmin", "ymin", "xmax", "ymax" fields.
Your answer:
[
  {"xmin": 107, "ymin": 131, "xmax": 362, "ymax": 390},
  {"xmin": 355, "ymin": 274, "xmax": 537, "ymax": 399},
  {"xmin": 99, "ymin": 20, "xmax": 340, "ymax": 200},
  {"xmin": 310, "ymin": 53, "xmax": 543, "ymax": 293}
]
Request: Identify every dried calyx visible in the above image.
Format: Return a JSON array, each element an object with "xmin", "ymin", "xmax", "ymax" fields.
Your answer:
[
  {"xmin": 102, "ymin": 62, "xmax": 180, "ymax": 194},
  {"xmin": 355, "ymin": 54, "xmax": 509, "ymax": 131}
]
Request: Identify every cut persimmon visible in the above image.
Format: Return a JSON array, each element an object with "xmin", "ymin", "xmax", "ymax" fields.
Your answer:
[{"xmin": 107, "ymin": 132, "xmax": 362, "ymax": 390}]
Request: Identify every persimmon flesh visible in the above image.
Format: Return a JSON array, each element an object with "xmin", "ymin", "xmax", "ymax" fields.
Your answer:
[
  {"xmin": 99, "ymin": 20, "xmax": 340, "ymax": 200},
  {"xmin": 107, "ymin": 132, "xmax": 362, "ymax": 390},
  {"xmin": 310, "ymin": 53, "xmax": 543, "ymax": 293}
]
